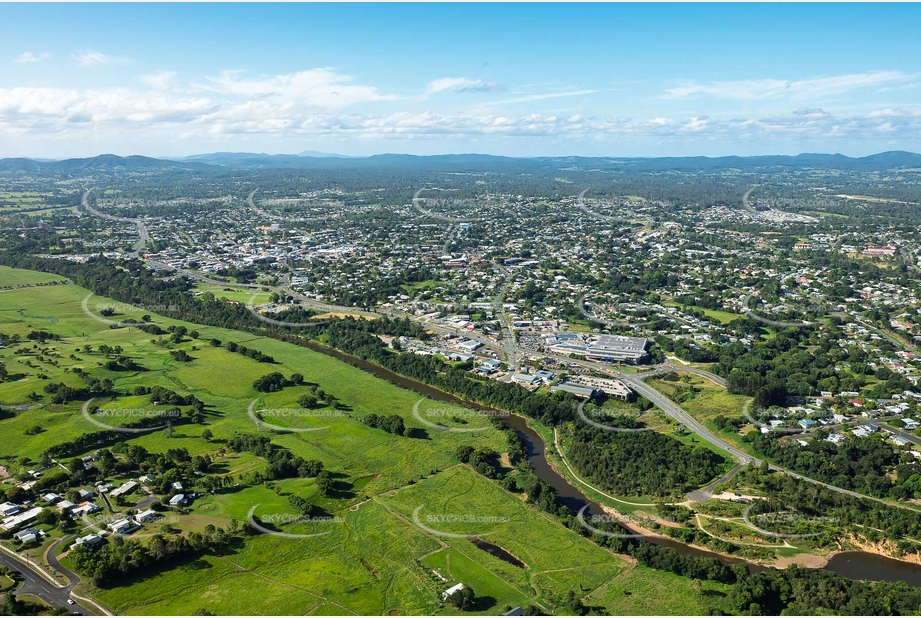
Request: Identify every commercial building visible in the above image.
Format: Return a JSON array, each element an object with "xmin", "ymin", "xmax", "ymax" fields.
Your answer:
[{"xmin": 545, "ymin": 334, "xmax": 650, "ymax": 364}]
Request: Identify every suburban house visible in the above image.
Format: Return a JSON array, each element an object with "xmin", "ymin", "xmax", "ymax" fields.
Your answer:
[
  {"xmin": 108, "ymin": 518, "xmax": 140, "ymax": 535},
  {"xmin": 169, "ymin": 494, "xmax": 189, "ymax": 507},
  {"xmin": 442, "ymin": 583, "xmax": 466, "ymax": 601},
  {"xmin": 71, "ymin": 502, "xmax": 102, "ymax": 516},
  {"xmin": 0, "ymin": 507, "xmax": 43, "ymax": 532},
  {"xmin": 13, "ymin": 527, "xmax": 44, "ymax": 544},
  {"xmin": 0, "ymin": 502, "xmax": 21, "ymax": 517},
  {"xmin": 135, "ymin": 509, "xmax": 160, "ymax": 523},
  {"xmin": 75, "ymin": 533, "xmax": 105, "ymax": 549},
  {"xmin": 110, "ymin": 480, "xmax": 139, "ymax": 498}
]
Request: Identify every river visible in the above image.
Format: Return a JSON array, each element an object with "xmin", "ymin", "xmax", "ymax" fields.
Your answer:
[{"xmin": 296, "ymin": 338, "xmax": 921, "ymax": 584}]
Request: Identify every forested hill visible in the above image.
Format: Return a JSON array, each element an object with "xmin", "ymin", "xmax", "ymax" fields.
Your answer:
[{"xmin": 2, "ymin": 150, "xmax": 920, "ymax": 173}]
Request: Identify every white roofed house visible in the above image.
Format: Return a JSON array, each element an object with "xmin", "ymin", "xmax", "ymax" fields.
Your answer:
[
  {"xmin": 74, "ymin": 533, "xmax": 105, "ymax": 549},
  {"xmin": 169, "ymin": 494, "xmax": 189, "ymax": 507},
  {"xmin": 135, "ymin": 509, "xmax": 160, "ymax": 523},
  {"xmin": 0, "ymin": 502, "xmax": 21, "ymax": 517},
  {"xmin": 1, "ymin": 506, "xmax": 43, "ymax": 532},
  {"xmin": 55, "ymin": 500, "xmax": 76, "ymax": 513},
  {"xmin": 110, "ymin": 480, "xmax": 139, "ymax": 498},
  {"xmin": 71, "ymin": 502, "xmax": 102, "ymax": 516},
  {"xmin": 107, "ymin": 518, "xmax": 140, "ymax": 535},
  {"xmin": 13, "ymin": 527, "xmax": 44, "ymax": 544},
  {"xmin": 442, "ymin": 583, "xmax": 466, "ymax": 600}
]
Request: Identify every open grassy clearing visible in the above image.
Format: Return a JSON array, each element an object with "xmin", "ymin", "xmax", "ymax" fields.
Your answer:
[
  {"xmin": 647, "ymin": 374, "xmax": 754, "ymax": 452},
  {"xmin": 381, "ymin": 465, "xmax": 629, "ymax": 613},
  {"xmin": 662, "ymin": 301, "xmax": 742, "ymax": 325},
  {"xmin": 190, "ymin": 282, "xmax": 272, "ymax": 305},
  {"xmin": 0, "ymin": 278, "xmax": 506, "ymax": 493},
  {"xmin": 0, "ymin": 265, "xmax": 69, "ymax": 288},
  {"xmin": 584, "ymin": 564, "xmax": 730, "ymax": 615},
  {"xmin": 0, "ymin": 266, "xmax": 762, "ymax": 615}
]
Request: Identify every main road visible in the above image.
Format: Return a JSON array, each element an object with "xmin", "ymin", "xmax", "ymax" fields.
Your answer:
[
  {"xmin": 79, "ymin": 186, "xmax": 921, "ymax": 515},
  {"xmin": 81, "ymin": 189, "xmax": 149, "ymax": 256},
  {"xmin": 0, "ymin": 542, "xmax": 102, "ymax": 615}
]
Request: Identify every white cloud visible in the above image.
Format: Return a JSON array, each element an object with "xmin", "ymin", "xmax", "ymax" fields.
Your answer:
[
  {"xmin": 14, "ymin": 52, "xmax": 51, "ymax": 64},
  {"xmin": 424, "ymin": 77, "xmax": 506, "ymax": 96},
  {"xmin": 478, "ymin": 89, "xmax": 599, "ymax": 107},
  {"xmin": 75, "ymin": 51, "xmax": 128, "ymax": 68},
  {"xmin": 663, "ymin": 71, "xmax": 919, "ymax": 101},
  {"xmin": 199, "ymin": 68, "xmax": 400, "ymax": 109},
  {"xmin": 140, "ymin": 71, "xmax": 178, "ymax": 90},
  {"xmin": 0, "ymin": 71, "xmax": 919, "ymax": 149}
]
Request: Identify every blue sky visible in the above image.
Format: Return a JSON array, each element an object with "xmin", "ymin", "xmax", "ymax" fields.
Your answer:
[{"xmin": 1, "ymin": 3, "xmax": 919, "ymax": 158}]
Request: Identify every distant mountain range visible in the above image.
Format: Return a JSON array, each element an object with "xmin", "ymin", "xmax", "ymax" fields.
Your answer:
[{"xmin": 2, "ymin": 150, "xmax": 920, "ymax": 173}]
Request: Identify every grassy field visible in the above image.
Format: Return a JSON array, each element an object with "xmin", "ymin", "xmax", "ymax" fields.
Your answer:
[
  {"xmin": 584, "ymin": 564, "xmax": 731, "ymax": 615},
  {"xmin": 662, "ymin": 301, "xmax": 742, "ymax": 325},
  {"xmin": 0, "ymin": 265, "xmax": 69, "ymax": 288},
  {"xmin": 646, "ymin": 375, "xmax": 749, "ymax": 421},
  {"xmin": 0, "ymin": 267, "xmax": 752, "ymax": 614},
  {"xmin": 190, "ymin": 282, "xmax": 272, "ymax": 305},
  {"xmin": 380, "ymin": 465, "xmax": 629, "ymax": 613},
  {"xmin": 647, "ymin": 374, "xmax": 753, "ymax": 453}
]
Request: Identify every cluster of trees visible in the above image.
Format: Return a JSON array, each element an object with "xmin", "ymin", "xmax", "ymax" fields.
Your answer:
[
  {"xmin": 70, "ymin": 527, "xmax": 236, "ymax": 586},
  {"xmin": 43, "ymin": 413, "xmax": 191, "ymax": 459},
  {"xmin": 226, "ymin": 433, "xmax": 324, "ymax": 481},
  {"xmin": 226, "ymin": 341, "xmax": 274, "ymax": 363},
  {"xmin": 445, "ymin": 585, "xmax": 476, "ymax": 611},
  {"xmin": 654, "ymin": 336, "xmax": 719, "ymax": 363},
  {"xmin": 362, "ymin": 413, "xmax": 406, "ymax": 436},
  {"xmin": 455, "ymin": 444, "xmax": 502, "ymax": 479},
  {"xmin": 297, "ymin": 385, "xmax": 339, "ymax": 409},
  {"xmin": 716, "ymin": 324, "xmax": 912, "ymax": 403},
  {"xmin": 566, "ymin": 424, "xmax": 727, "ymax": 497},
  {"xmin": 252, "ymin": 371, "xmax": 303, "ymax": 393},
  {"xmin": 735, "ymin": 464, "xmax": 921, "ymax": 551},
  {"xmin": 26, "ymin": 329, "xmax": 60, "ymax": 342},
  {"xmin": 287, "ymin": 494, "xmax": 323, "ymax": 518},
  {"xmin": 43, "ymin": 377, "xmax": 114, "ymax": 404},
  {"xmin": 136, "ymin": 385, "xmax": 201, "ymax": 407},
  {"xmin": 728, "ymin": 566, "xmax": 921, "ymax": 615},
  {"xmin": 169, "ymin": 349, "xmax": 192, "ymax": 362},
  {"xmin": 750, "ymin": 434, "xmax": 921, "ymax": 500}
]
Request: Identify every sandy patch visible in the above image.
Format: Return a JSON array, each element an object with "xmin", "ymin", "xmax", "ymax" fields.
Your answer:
[{"xmin": 774, "ymin": 553, "xmax": 828, "ymax": 569}]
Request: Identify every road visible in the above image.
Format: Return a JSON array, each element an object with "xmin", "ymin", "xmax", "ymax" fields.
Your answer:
[
  {"xmin": 741, "ymin": 186, "xmax": 759, "ymax": 215},
  {"xmin": 638, "ymin": 364, "xmax": 727, "ymax": 387},
  {"xmin": 0, "ymin": 543, "xmax": 98, "ymax": 615},
  {"xmin": 575, "ymin": 188, "xmax": 634, "ymax": 224},
  {"xmin": 491, "ymin": 267, "xmax": 519, "ymax": 369},
  {"xmin": 80, "ymin": 186, "xmax": 921, "ymax": 516},
  {"xmin": 577, "ymin": 293, "xmax": 653, "ymax": 329},
  {"xmin": 81, "ymin": 188, "xmax": 149, "ymax": 256},
  {"xmin": 687, "ymin": 463, "xmax": 746, "ymax": 502},
  {"xmin": 246, "ymin": 188, "xmax": 317, "ymax": 223}
]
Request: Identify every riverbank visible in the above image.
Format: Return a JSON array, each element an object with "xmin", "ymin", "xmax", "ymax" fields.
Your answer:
[{"xmin": 293, "ymin": 333, "xmax": 921, "ymax": 584}]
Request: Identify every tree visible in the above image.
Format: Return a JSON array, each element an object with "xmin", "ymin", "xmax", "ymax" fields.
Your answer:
[
  {"xmin": 316, "ymin": 470, "xmax": 333, "ymax": 496},
  {"xmin": 201, "ymin": 429, "xmax": 213, "ymax": 441},
  {"xmin": 446, "ymin": 585, "xmax": 475, "ymax": 610}
]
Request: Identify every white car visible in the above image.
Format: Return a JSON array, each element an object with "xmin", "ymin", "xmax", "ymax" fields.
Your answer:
[{"xmin": 67, "ymin": 600, "xmax": 75, "ymax": 605}]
